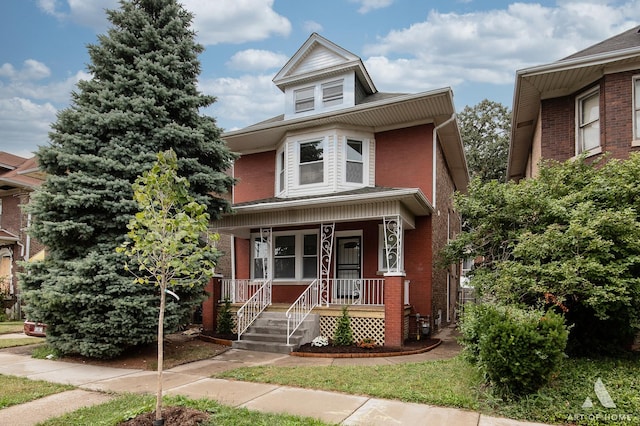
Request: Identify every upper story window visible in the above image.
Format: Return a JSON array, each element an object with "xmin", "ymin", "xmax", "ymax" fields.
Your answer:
[
  {"xmin": 299, "ymin": 140, "xmax": 324, "ymax": 185},
  {"xmin": 633, "ymin": 76, "xmax": 640, "ymax": 143},
  {"xmin": 322, "ymin": 80, "xmax": 343, "ymax": 108},
  {"xmin": 576, "ymin": 87, "xmax": 600, "ymax": 155},
  {"xmin": 277, "ymin": 150, "xmax": 285, "ymax": 193},
  {"xmin": 346, "ymin": 139, "xmax": 363, "ymax": 183},
  {"xmin": 294, "ymin": 86, "xmax": 315, "ymax": 113}
]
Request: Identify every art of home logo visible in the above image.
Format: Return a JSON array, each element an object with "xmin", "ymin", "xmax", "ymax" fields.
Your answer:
[{"xmin": 567, "ymin": 378, "xmax": 636, "ymax": 423}]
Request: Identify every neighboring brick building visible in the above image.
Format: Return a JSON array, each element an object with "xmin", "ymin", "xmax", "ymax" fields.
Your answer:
[
  {"xmin": 0, "ymin": 153, "xmax": 45, "ymax": 319},
  {"xmin": 205, "ymin": 34, "xmax": 468, "ymax": 352},
  {"xmin": 508, "ymin": 26, "xmax": 640, "ymax": 181}
]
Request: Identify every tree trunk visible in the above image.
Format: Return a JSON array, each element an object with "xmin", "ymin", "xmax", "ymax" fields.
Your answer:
[{"xmin": 155, "ymin": 281, "xmax": 166, "ymax": 423}]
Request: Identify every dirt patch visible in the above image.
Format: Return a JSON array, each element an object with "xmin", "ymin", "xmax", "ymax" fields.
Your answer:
[
  {"xmin": 295, "ymin": 338, "xmax": 440, "ymax": 355},
  {"xmin": 119, "ymin": 406, "xmax": 209, "ymax": 425}
]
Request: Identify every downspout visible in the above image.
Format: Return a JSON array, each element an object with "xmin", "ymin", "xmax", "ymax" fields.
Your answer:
[{"xmin": 432, "ymin": 114, "xmax": 456, "ymax": 209}]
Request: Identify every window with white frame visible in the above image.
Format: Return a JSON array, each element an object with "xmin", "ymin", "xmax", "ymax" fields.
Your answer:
[
  {"xmin": 294, "ymin": 86, "xmax": 314, "ymax": 113},
  {"xmin": 322, "ymin": 80, "xmax": 343, "ymax": 108},
  {"xmin": 634, "ymin": 76, "xmax": 640, "ymax": 141},
  {"xmin": 299, "ymin": 140, "xmax": 324, "ymax": 185},
  {"xmin": 252, "ymin": 231, "xmax": 318, "ymax": 280},
  {"xmin": 277, "ymin": 150, "xmax": 286, "ymax": 193},
  {"xmin": 346, "ymin": 139, "xmax": 363, "ymax": 183},
  {"xmin": 577, "ymin": 88, "xmax": 600, "ymax": 154}
]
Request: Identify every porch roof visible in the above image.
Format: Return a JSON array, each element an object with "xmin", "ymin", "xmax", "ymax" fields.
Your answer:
[{"xmin": 213, "ymin": 187, "xmax": 431, "ymax": 238}]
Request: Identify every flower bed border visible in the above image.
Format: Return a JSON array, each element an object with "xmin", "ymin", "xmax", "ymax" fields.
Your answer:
[{"xmin": 290, "ymin": 338, "xmax": 441, "ymax": 358}]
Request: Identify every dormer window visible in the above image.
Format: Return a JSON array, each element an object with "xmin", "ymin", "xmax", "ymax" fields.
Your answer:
[
  {"xmin": 322, "ymin": 80, "xmax": 343, "ymax": 107},
  {"xmin": 299, "ymin": 140, "xmax": 324, "ymax": 184},
  {"xmin": 295, "ymin": 86, "xmax": 315, "ymax": 113}
]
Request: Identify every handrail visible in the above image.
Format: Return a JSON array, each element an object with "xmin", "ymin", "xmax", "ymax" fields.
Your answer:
[
  {"xmin": 285, "ymin": 279, "xmax": 319, "ymax": 346},
  {"xmin": 236, "ymin": 279, "xmax": 272, "ymax": 340}
]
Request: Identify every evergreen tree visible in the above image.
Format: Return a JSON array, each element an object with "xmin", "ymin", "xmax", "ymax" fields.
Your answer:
[{"xmin": 21, "ymin": 0, "xmax": 235, "ymax": 358}]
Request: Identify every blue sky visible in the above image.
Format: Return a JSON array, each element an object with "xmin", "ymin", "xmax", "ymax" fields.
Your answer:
[{"xmin": 1, "ymin": 0, "xmax": 639, "ymax": 157}]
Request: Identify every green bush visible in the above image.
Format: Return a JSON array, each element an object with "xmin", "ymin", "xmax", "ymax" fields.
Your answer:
[
  {"xmin": 458, "ymin": 303, "xmax": 488, "ymax": 363},
  {"xmin": 216, "ymin": 299, "xmax": 234, "ymax": 335},
  {"xmin": 469, "ymin": 304, "xmax": 569, "ymax": 397},
  {"xmin": 333, "ymin": 306, "xmax": 353, "ymax": 346}
]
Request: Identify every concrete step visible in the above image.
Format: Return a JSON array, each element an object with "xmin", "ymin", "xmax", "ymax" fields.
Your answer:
[
  {"xmin": 232, "ymin": 339, "xmax": 295, "ymax": 354},
  {"xmin": 240, "ymin": 332, "xmax": 304, "ymax": 345}
]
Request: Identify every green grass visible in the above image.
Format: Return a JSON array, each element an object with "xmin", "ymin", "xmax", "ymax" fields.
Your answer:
[
  {"xmin": 0, "ymin": 374, "xmax": 73, "ymax": 409},
  {"xmin": 0, "ymin": 321, "xmax": 24, "ymax": 334},
  {"xmin": 217, "ymin": 355, "xmax": 640, "ymax": 426},
  {"xmin": 0, "ymin": 337, "xmax": 44, "ymax": 349},
  {"xmin": 39, "ymin": 394, "xmax": 332, "ymax": 426}
]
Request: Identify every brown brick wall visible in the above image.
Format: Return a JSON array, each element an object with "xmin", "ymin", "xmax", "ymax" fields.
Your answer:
[{"xmin": 541, "ymin": 70, "xmax": 640, "ymax": 162}]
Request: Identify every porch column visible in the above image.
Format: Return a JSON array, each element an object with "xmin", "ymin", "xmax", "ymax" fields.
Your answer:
[
  {"xmin": 319, "ymin": 223, "xmax": 335, "ymax": 306},
  {"xmin": 202, "ymin": 274, "xmax": 223, "ymax": 334},
  {"xmin": 384, "ymin": 272, "xmax": 406, "ymax": 347}
]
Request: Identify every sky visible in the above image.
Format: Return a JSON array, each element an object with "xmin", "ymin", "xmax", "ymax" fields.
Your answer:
[{"xmin": 1, "ymin": 0, "xmax": 639, "ymax": 158}]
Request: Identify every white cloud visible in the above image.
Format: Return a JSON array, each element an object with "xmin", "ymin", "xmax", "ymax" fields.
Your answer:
[
  {"xmin": 362, "ymin": 1, "xmax": 639, "ymax": 94},
  {"xmin": 0, "ymin": 69, "xmax": 90, "ymax": 104},
  {"xmin": 182, "ymin": 0, "xmax": 291, "ymax": 45},
  {"xmin": 37, "ymin": 0, "xmax": 116, "ymax": 31},
  {"xmin": 199, "ymin": 74, "xmax": 283, "ymax": 131},
  {"xmin": 0, "ymin": 60, "xmax": 51, "ymax": 81},
  {"xmin": 303, "ymin": 20, "xmax": 323, "ymax": 33},
  {"xmin": 0, "ymin": 97, "xmax": 57, "ymax": 157},
  {"xmin": 350, "ymin": 0, "xmax": 394, "ymax": 14},
  {"xmin": 226, "ymin": 50, "xmax": 288, "ymax": 72}
]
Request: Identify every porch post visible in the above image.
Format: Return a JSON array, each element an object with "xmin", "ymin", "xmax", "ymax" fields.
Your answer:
[
  {"xmin": 260, "ymin": 228, "xmax": 272, "ymax": 280},
  {"xmin": 384, "ymin": 272, "xmax": 406, "ymax": 347},
  {"xmin": 383, "ymin": 216, "xmax": 402, "ymax": 273},
  {"xmin": 319, "ymin": 223, "xmax": 335, "ymax": 306},
  {"xmin": 202, "ymin": 274, "xmax": 223, "ymax": 334}
]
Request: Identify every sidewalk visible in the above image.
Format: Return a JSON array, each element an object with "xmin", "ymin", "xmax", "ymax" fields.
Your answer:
[{"xmin": 0, "ymin": 329, "xmax": 551, "ymax": 426}]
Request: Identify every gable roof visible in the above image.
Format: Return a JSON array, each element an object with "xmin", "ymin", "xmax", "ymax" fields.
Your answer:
[
  {"xmin": 508, "ymin": 25, "xmax": 640, "ymax": 181},
  {"xmin": 0, "ymin": 153, "xmax": 44, "ymax": 195},
  {"xmin": 272, "ymin": 33, "xmax": 376, "ymax": 95}
]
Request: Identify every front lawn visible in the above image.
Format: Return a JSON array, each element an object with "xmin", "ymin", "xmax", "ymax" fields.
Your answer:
[
  {"xmin": 217, "ymin": 355, "xmax": 640, "ymax": 426},
  {"xmin": 0, "ymin": 374, "xmax": 73, "ymax": 409},
  {"xmin": 0, "ymin": 337, "xmax": 44, "ymax": 349},
  {"xmin": 0, "ymin": 321, "xmax": 24, "ymax": 334}
]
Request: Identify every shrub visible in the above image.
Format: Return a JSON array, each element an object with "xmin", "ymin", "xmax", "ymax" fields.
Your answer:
[
  {"xmin": 458, "ymin": 303, "xmax": 489, "ymax": 363},
  {"xmin": 216, "ymin": 299, "xmax": 234, "ymax": 335},
  {"xmin": 333, "ymin": 306, "xmax": 354, "ymax": 346},
  {"xmin": 473, "ymin": 304, "xmax": 569, "ymax": 397}
]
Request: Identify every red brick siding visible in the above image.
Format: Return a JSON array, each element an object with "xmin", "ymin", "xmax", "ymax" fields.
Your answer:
[
  {"xmin": 375, "ymin": 124, "xmax": 434, "ymax": 201},
  {"xmin": 541, "ymin": 96, "xmax": 575, "ymax": 161},
  {"xmin": 405, "ymin": 216, "xmax": 432, "ymax": 317},
  {"xmin": 233, "ymin": 151, "xmax": 276, "ymax": 203}
]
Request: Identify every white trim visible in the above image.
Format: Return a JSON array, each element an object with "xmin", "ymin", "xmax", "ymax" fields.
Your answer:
[{"xmin": 633, "ymin": 75, "xmax": 640, "ymax": 146}]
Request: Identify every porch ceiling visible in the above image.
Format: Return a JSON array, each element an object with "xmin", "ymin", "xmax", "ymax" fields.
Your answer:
[{"xmin": 213, "ymin": 187, "xmax": 431, "ymax": 238}]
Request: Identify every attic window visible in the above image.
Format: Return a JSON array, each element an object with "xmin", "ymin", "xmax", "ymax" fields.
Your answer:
[
  {"xmin": 295, "ymin": 87, "xmax": 315, "ymax": 113},
  {"xmin": 322, "ymin": 80, "xmax": 343, "ymax": 107}
]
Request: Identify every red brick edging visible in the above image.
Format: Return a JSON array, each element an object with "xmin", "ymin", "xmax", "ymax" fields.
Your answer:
[
  {"xmin": 198, "ymin": 335, "xmax": 233, "ymax": 346},
  {"xmin": 290, "ymin": 339, "xmax": 442, "ymax": 358}
]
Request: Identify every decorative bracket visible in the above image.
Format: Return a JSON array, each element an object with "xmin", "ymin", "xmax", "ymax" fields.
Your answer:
[
  {"xmin": 383, "ymin": 216, "xmax": 402, "ymax": 273},
  {"xmin": 319, "ymin": 223, "xmax": 335, "ymax": 306}
]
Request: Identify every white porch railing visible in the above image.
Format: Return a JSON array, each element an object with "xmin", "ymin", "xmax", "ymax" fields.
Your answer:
[
  {"xmin": 221, "ymin": 279, "xmax": 263, "ymax": 303},
  {"xmin": 286, "ymin": 279, "xmax": 320, "ymax": 345},
  {"xmin": 236, "ymin": 279, "xmax": 272, "ymax": 340},
  {"xmin": 327, "ymin": 278, "xmax": 384, "ymax": 306}
]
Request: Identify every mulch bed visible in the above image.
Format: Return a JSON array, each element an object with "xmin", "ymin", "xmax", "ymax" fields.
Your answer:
[
  {"xmin": 293, "ymin": 337, "xmax": 441, "ymax": 357},
  {"xmin": 119, "ymin": 406, "xmax": 209, "ymax": 426}
]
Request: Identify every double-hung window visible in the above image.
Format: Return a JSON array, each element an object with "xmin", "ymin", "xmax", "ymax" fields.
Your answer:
[
  {"xmin": 294, "ymin": 86, "xmax": 314, "ymax": 113},
  {"xmin": 299, "ymin": 140, "xmax": 324, "ymax": 185},
  {"xmin": 634, "ymin": 76, "xmax": 640, "ymax": 142},
  {"xmin": 322, "ymin": 80, "xmax": 343, "ymax": 107},
  {"xmin": 252, "ymin": 232, "xmax": 318, "ymax": 280},
  {"xmin": 577, "ymin": 88, "xmax": 600, "ymax": 154},
  {"xmin": 302, "ymin": 234, "xmax": 318, "ymax": 278},
  {"xmin": 346, "ymin": 139, "xmax": 363, "ymax": 183},
  {"xmin": 274, "ymin": 235, "xmax": 296, "ymax": 279}
]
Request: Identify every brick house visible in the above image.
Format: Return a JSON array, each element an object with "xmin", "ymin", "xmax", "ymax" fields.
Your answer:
[
  {"xmin": 508, "ymin": 25, "xmax": 640, "ymax": 181},
  {"xmin": 0, "ymin": 152, "xmax": 45, "ymax": 319},
  {"xmin": 203, "ymin": 34, "xmax": 468, "ymax": 353}
]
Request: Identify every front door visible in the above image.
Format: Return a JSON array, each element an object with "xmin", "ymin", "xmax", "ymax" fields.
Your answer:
[{"xmin": 335, "ymin": 236, "xmax": 361, "ymax": 298}]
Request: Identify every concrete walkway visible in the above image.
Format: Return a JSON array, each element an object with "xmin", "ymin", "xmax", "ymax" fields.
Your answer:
[{"xmin": 0, "ymin": 329, "xmax": 552, "ymax": 426}]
